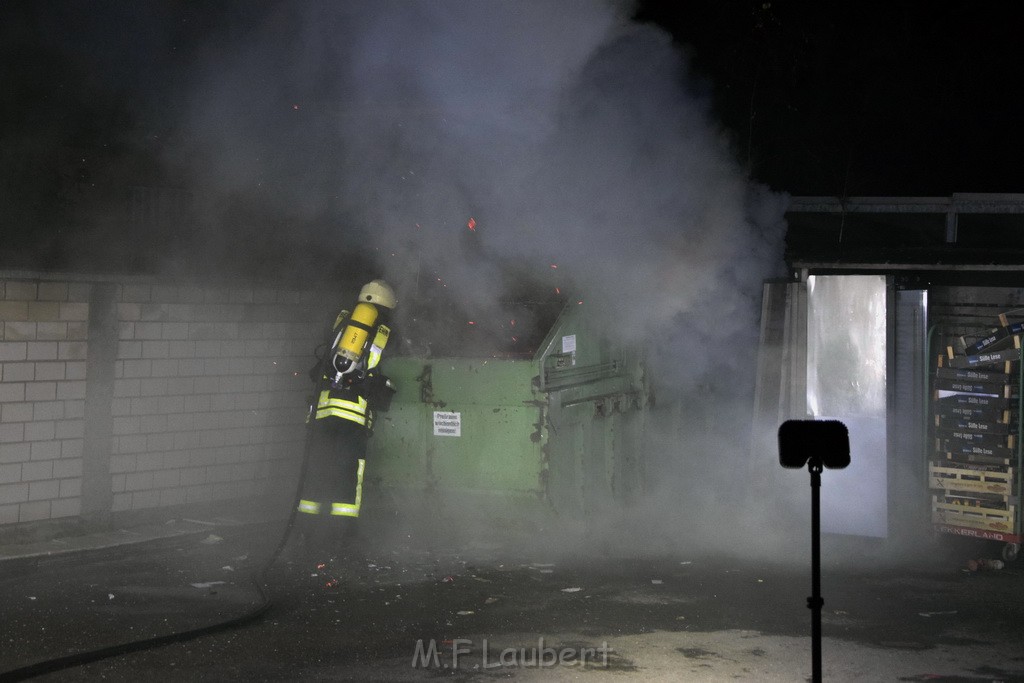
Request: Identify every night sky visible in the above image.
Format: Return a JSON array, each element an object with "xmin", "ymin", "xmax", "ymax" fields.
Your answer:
[
  {"xmin": 636, "ymin": 1, "xmax": 1024, "ymax": 197},
  {"xmin": 1, "ymin": 1, "xmax": 1022, "ymax": 273}
]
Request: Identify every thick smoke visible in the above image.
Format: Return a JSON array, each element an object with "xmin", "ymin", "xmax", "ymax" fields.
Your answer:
[
  {"xmin": 175, "ymin": 0, "xmax": 786, "ymax": 369},
  {"xmin": 166, "ymin": 1, "xmax": 791, "ymax": 557},
  {"xmin": 16, "ymin": 0, "xmax": 792, "ymax": 561}
]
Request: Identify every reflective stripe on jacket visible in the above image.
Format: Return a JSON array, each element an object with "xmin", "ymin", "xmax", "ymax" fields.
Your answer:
[
  {"xmin": 314, "ymin": 390, "xmax": 367, "ymax": 425},
  {"xmin": 366, "ymin": 325, "xmax": 390, "ymax": 370}
]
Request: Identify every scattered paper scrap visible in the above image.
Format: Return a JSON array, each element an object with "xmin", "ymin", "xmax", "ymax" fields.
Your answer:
[
  {"xmin": 651, "ymin": 579, "xmax": 663, "ymax": 585},
  {"xmin": 561, "ymin": 587, "xmax": 582, "ymax": 593},
  {"xmin": 200, "ymin": 534, "xmax": 223, "ymax": 545},
  {"xmin": 919, "ymin": 611, "xmax": 957, "ymax": 618},
  {"xmin": 190, "ymin": 581, "xmax": 227, "ymax": 589}
]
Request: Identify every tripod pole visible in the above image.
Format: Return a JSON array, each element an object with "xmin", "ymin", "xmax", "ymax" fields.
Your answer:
[{"xmin": 808, "ymin": 461, "xmax": 823, "ymax": 683}]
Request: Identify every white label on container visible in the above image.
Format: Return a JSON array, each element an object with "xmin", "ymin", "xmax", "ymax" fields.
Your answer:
[
  {"xmin": 433, "ymin": 411, "xmax": 461, "ymax": 437},
  {"xmin": 562, "ymin": 334, "xmax": 576, "ymax": 353}
]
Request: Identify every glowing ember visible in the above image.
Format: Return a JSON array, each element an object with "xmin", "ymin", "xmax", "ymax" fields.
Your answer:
[
  {"xmin": 555, "ymin": 287, "xmax": 561, "ymax": 294},
  {"xmin": 468, "ymin": 321, "xmax": 476, "ymax": 325},
  {"xmin": 292, "ymin": 104, "xmax": 300, "ymax": 110},
  {"xmin": 550, "ymin": 264, "xmax": 557, "ymax": 269},
  {"xmin": 467, "ymin": 217, "xmax": 476, "ymax": 231}
]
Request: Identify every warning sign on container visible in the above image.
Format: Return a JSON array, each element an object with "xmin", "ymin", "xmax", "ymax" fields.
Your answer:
[{"xmin": 433, "ymin": 411, "xmax": 461, "ymax": 437}]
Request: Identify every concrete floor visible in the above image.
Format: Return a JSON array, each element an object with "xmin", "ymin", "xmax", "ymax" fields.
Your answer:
[{"xmin": 1, "ymin": 515, "xmax": 1023, "ymax": 682}]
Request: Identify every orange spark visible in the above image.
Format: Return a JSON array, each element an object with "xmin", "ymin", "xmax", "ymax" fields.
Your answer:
[{"xmin": 467, "ymin": 217, "xmax": 476, "ymax": 231}]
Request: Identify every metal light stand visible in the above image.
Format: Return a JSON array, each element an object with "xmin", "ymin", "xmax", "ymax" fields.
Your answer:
[
  {"xmin": 807, "ymin": 459, "xmax": 824, "ymax": 683},
  {"xmin": 777, "ymin": 419, "xmax": 849, "ymax": 683}
]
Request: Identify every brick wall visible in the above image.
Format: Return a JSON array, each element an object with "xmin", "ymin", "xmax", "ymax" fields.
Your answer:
[
  {"xmin": 0, "ymin": 273, "xmax": 332, "ymax": 527},
  {"xmin": 0, "ymin": 280, "xmax": 90, "ymax": 524}
]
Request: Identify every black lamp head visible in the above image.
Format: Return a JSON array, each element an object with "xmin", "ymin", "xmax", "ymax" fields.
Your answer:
[{"xmin": 778, "ymin": 419, "xmax": 851, "ymax": 469}]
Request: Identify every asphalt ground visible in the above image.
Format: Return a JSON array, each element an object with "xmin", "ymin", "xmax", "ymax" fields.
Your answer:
[{"xmin": 2, "ymin": 517, "xmax": 1024, "ymax": 682}]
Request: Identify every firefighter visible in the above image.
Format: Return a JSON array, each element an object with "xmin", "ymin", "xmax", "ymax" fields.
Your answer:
[{"xmin": 295, "ymin": 279, "xmax": 397, "ymax": 553}]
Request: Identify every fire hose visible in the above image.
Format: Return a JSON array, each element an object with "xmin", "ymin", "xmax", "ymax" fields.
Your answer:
[{"xmin": 0, "ymin": 426, "xmax": 313, "ymax": 682}]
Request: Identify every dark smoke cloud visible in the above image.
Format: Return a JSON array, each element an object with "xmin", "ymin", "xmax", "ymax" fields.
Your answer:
[
  {"xmin": 5, "ymin": 0, "xmax": 792, "ymax": 555},
  {"xmin": 4, "ymin": 1, "xmax": 787, "ymax": 361},
  {"xmin": 171, "ymin": 0, "xmax": 787, "ymax": 383},
  {"xmin": 158, "ymin": 0, "xmax": 792, "ymax": 554}
]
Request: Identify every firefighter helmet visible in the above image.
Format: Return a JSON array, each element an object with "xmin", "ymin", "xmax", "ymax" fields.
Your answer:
[{"xmin": 358, "ymin": 279, "xmax": 397, "ymax": 309}]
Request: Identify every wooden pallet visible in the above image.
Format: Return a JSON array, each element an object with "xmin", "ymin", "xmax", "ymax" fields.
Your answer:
[
  {"xmin": 931, "ymin": 497, "xmax": 1016, "ymax": 533},
  {"xmin": 929, "ymin": 463, "xmax": 1015, "ymax": 496},
  {"xmin": 930, "ymin": 307, "xmax": 1024, "ymax": 541}
]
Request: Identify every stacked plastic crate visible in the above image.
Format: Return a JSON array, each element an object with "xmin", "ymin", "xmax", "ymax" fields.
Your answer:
[{"xmin": 930, "ymin": 313, "xmax": 1021, "ymax": 551}]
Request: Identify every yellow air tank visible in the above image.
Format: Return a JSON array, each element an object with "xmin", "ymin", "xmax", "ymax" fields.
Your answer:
[{"xmin": 336, "ymin": 302, "xmax": 378, "ymax": 364}]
